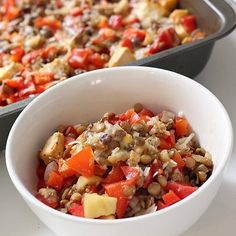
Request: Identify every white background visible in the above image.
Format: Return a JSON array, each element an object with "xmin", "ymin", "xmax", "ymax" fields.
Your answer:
[{"xmin": 1, "ymin": 3, "xmax": 236, "ymax": 235}]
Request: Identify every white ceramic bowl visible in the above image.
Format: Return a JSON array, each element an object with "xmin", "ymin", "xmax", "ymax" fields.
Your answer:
[{"xmin": 6, "ymin": 67, "xmax": 233, "ymax": 236}]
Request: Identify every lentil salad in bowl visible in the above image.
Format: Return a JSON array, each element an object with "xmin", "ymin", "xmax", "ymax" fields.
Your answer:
[
  {"xmin": 6, "ymin": 67, "xmax": 233, "ymax": 236},
  {"xmin": 36, "ymin": 103, "xmax": 214, "ymax": 219}
]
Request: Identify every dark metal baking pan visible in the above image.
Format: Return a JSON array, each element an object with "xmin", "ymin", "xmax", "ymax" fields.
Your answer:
[{"xmin": 0, "ymin": 0, "xmax": 236, "ymax": 150}]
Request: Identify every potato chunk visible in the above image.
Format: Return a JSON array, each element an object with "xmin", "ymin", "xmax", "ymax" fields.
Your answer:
[
  {"xmin": 84, "ymin": 193, "xmax": 117, "ymax": 218},
  {"xmin": 40, "ymin": 132, "xmax": 64, "ymax": 165},
  {"xmin": 170, "ymin": 9, "xmax": 189, "ymax": 23},
  {"xmin": 0, "ymin": 63, "xmax": 22, "ymax": 81},
  {"xmin": 108, "ymin": 47, "xmax": 135, "ymax": 67},
  {"xmin": 76, "ymin": 176, "xmax": 102, "ymax": 192},
  {"xmin": 159, "ymin": 0, "xmax": 179, "ymax": 12}
]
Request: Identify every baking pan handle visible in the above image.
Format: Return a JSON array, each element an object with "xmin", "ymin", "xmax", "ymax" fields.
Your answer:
[{"xmin": 208, "ymin": 0, "xmax": 236, "ymax": 39}]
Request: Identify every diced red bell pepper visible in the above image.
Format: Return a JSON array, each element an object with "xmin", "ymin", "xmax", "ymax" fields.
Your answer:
[
  {"xmin": 68, "ymin": 48, "xmax": 92, "ymax": 70},
  {"xmin": 36, "ymin": 193, "xmax": 58, "ymax": 209},
  {"xmin": 159, "ymin": 137, "xmax": 172, "ymax": 150},
  {"xmin": 157, "ymin": 200, "xmax": 167, "ymax": 210},
  {"xmin": 58, "ymin": 159, "xmax": 76, "ymax": 178},
  {"xmin": 116, "ymin": 197, "xmax": 129, "ymax": 218},
  {"xmin": 42, "ymin": 46, "xmax": 58, "ymax": 59},
  {"xmin": 120, "ymin": 38, "xmax": 133, "ymax": 50},
  {"xmin": 66, "ymin": 146, "xmax": 95, "ymax": 177},
  {"xmin": 167, "ymin": 181, "xmax": 198, "ymax": 199},
  {"xmin": 90, "ymin": 53, "xmax": 105, "ymax": 69},
  {"xmin": 4, "ymin": 0, "xmax": 21, "ymax": 21},
  {"xmin": 172, "ymin": 151, "xmax": 185, "ymax": 168},
  {"xmin": 143, "ymin": 160, "xmax": 162, "ymax": 188},
  {"xmin": 175, "ymin": 117, "xmax": 189, "ymax": 137},
  {"xmin": 139, "ymin": 108, "xmax": 154, "ymax": 117},
  {"xmin": 68, "ymin": 203, "xmax": 84, "ymax": 217},
  {"xmin": 11, "ymin": 47, "xmax": 25, "ymax": 62},
  {"xmin": 109, "ymin": 15, "xmax": 123, "ymax": 30},
  {"xmin": 5, "ymin": 77, "xmax": 24, "ymax": 89},
  {"xmin": 104, "ymin": 180, "xmax": 129, "ymax": 198},
  {"xmin": 121, "ymin": 166, "xmax": 139, "ymax": 185},
  {"xmin": 149, "ymin": 27, "xmax": 177, "ymax": 54},
  {"xmin": 123, "ymin": 28, "xmax": 146, "ymax": 43},
  {"xmin": 103, "ymin": 166, "xmax": 125, "ymax": 184},
  {"xmin": 162, "ymin": 190, "xmax": 181, "ymax": 206},
  {"xmin": 35, "ymin": 17, "xmax": 61, "ymax": 30},
  {"xmin": 181, "ymin": 15, "xmax": 197, "ymax": 33},
  {"xmin": 34, "ymin": 72, "xmax": 54, "ymax": 85},
  {"xmin": 47, "ymin": 171, "xmax": 64, "ymax": 191},
  {"xmin": 18, "ymin": 80, "xmax": 36, "ymax": 97}
]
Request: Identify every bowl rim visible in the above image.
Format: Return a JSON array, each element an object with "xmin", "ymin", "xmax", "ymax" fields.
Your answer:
[{"xmin": 6, "ymin": 66, "xmax": 233, "ymax": 224}]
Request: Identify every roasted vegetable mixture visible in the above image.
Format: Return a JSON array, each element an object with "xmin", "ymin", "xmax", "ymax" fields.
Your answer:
[
  {"xmin": 36, "ymin": 104, "xmax": 213, "ymax": 219},
  {"xmin": 0, "ymin": 0, "xmax": 205, "ymax": 106}
]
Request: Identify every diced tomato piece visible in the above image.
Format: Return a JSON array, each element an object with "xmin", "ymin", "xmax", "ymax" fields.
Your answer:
[
  {"xmin": 70, "ymin": 7, "xmax": 83, "ymax": 16},
  {"xmin": 94, "ymin": 164, "xmax": 107, "ymax": 177},
  {"xmin": 157, "ymin": 200, "xmax": 167, "ymax": 210},
  {"xmin": 120, "ymin": 38, "xmax": 133, "ymax": 50},
  {"xmin": 117, "ymin": 113, "xmax": 127, "ymax": 121},
  {"xmin": 11, "ymin": 47, "xmax": 25, "ymax": 62},
  {"xmin": 109, "ymin": 15, "xmax": 123, "ymax": 30},
  {"xmin": 125, "ymin": 108, "xmax": 135, "ymax": 120},
  {"xmin": 172, "ymin": 151, "xmax": 185, "ymax": 168},
  {"xmin": 123, "ymin": 28, "xmax": 146, "ymax": 43},
  {"xmin": 86, "ymin": 185, "xmax": 98, "ymax": 193},
  {"xmin": 162, "ymin": 190, "xmax": 180, "ymax": 206},
  {"xmin": 90, "ymin": 53, "xmax": 105, "ymax": 69},
  {"xmin": 34, "ymin": 72, "xmax": 54, "ymax": 85},
  {"xmin": 35, "ymin": 17, "xmax": 61, "ymax": 30},
  {"xmin": 68, "ymin": 203, "xmax": 84, "ymax": 217},
  {"xmin": 167, "ymin": 130, "xmax": 176, "ymax": 146},
  {"xmin": 36, "ymin": 193, "xmax": 58, "ymax": 209},
  {"xmin": 143, "ymin": 160, "xmax": 162, "ymax": 188},
  {"xmin": 66, "ymin": 146, "xmax": 95, "ymax": 177},
  {"xmin": 103, "ymin": 166, "xmax": 125, "ymax": 184},
  {"xmin": 175, "ymin": 117, "xmax": 189, "ymax": 137},
  {"xmin": 121, "ymin": 166, "xmax": 139, "ymax": 185},
  {"xmin": 181, "ymin": 15, "xmax": 197, "ymax": 33},
  {"xmin": 68, "ymin": 48, "xmax": 92, "ymax": 70},
  {"xmin": 47, "ymin": 171, "xmax": 64, "ymax": 191},
  {"xmin": 139, "ymin": 108, "xmax": 154, "ymax": 117},
  {"xmin": 58, "ymin": 159, "xmax": 76, "ymax": 178},
  {"xmin": 167, "ymin": 181, "xmax": 198, "ymax": 199},
  {"xmin": 116, "ymin": 197, "xmax": 129, "ymax": 218}
]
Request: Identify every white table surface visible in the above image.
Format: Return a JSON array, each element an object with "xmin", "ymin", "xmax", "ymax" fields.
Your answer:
[{"xmin": 1, "ymin": 24, "xmax": 236, "ymax": 236}]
